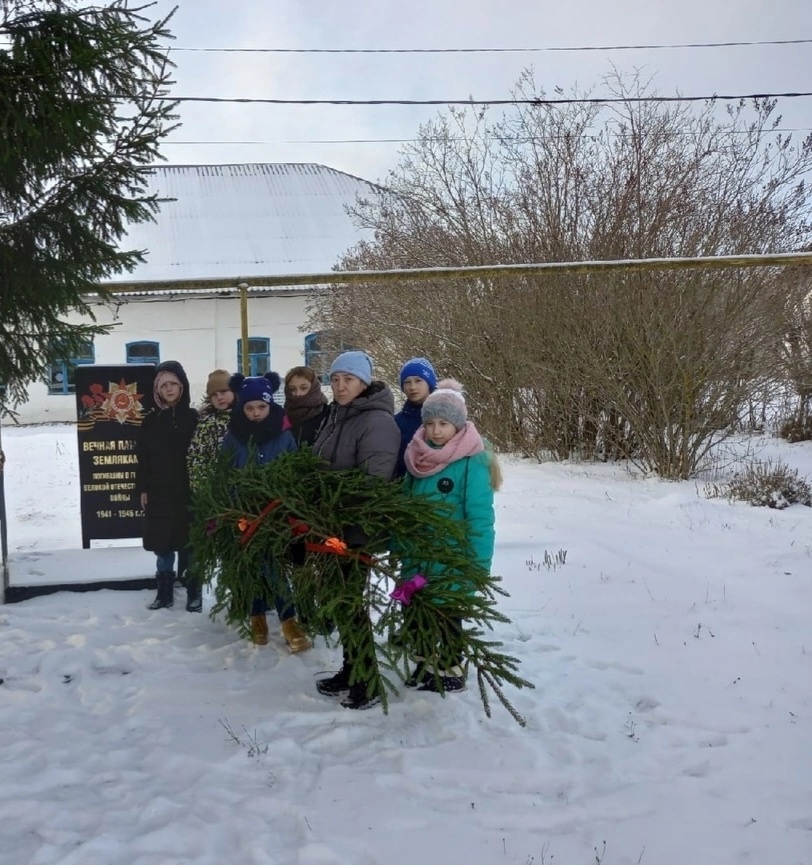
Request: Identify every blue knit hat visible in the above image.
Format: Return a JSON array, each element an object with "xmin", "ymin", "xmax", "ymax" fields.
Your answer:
[
  {"xmin": 399, "ymin": 357, "xmax": 438, "ymax": 392},
  {"xmin": 229, "ymin": 371, "xmax": 281, "ymax": 406},
  {"xmin": 328, "ymin": 350, "xmax": 374, "ymax": 385}
]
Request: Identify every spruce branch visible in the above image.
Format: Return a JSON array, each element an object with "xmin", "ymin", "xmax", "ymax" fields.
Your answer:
[{"xmin": 190, "ymin": 447, "xmax": 534, "ymax": 724}]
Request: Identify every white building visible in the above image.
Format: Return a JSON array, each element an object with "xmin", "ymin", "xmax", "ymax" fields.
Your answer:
[{"xmin": 17, "ymin": 163, "xmax": 378, "ymax": 424}]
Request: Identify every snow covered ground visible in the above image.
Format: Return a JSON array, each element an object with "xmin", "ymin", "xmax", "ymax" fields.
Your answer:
[{"xmin": 1, "ymin": 424, "xmax": 810, "ymax": 865}]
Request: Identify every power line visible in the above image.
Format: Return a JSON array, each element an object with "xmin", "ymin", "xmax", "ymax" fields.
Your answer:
[
  {"xmin": 167, "ymin": 38, "xmax": 812, "ymax": 54},
  {"xmin": 164, "ymin": 139, "xmax": 422, "ymax": 145},
  {"xmin": 169, "ymin": 91, "xmax": 812, "ymax": 107},
  {"xmin": 161, "ymin": 128, "xmax": 812, "ymax": 146}
]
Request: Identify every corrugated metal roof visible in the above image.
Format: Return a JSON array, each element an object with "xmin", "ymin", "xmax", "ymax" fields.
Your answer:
[{"xmin": 112, "ymin": 163, "xmax": 379, "ymax": 283}]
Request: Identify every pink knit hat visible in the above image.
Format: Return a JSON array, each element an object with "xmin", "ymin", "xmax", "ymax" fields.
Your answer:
[{"xmin": 153, "ymin": 370, "xmax": 183, "ymax": 409}]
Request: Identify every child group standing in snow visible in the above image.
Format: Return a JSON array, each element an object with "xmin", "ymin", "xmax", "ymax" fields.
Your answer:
[{"xmin": 135, "ymin": 351, "xmax": 500, "ymax": 710}]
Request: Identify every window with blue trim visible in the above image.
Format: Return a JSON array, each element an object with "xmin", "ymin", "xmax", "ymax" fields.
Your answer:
[
  {"xmin": 126, "ymin": 340, "xmax": 160, "ymax": 365},
  {"xmin": 305, "ymin": 332, "xmax": 359, "ymax": 383},
  {"xmin": 304, "ymin": 332, "xmax": 328, "ymax": 383},
  {"xmin": 237, "ymin": 337, "xmax": 271, "ymax": 376},
  {"xmin": 48, "ymin": 340, "xmax": 95, "ymax": 394}
]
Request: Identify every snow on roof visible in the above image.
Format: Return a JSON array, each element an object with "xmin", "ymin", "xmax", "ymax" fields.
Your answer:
[{"xmin": 112, "ymin": 163, "xmax": 379, "ymax": 283}]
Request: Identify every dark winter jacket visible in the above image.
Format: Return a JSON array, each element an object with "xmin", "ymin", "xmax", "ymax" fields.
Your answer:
[
  {"xmin": 313, "ymin": 382, "xmax": 400, "ymax": 548},
  {"xmin": 394, "ymin": 399, "xmax": 424, "ymax": 478},
  {"xmin": 187, "ymin": 402, "xmax": 231, "ymax": 491},
  {"xmin": 222, "ymin": 404, "xmax": 297, "ymax": 468},
  {"xmin": 290, "ymin": 403, "xmax": 331, "ymax": 448},
  {"xmin": 313, "ymin": 381, "xmax": 400, "ymax": 480},
  {"xmin": 137, "ymin": 361, "xmax": 199, "ymax": 554}
]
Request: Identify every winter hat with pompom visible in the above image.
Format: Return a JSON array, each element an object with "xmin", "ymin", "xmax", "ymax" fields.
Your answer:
[
  {"xmin": 420, "ymin": 378, "xmax": 467, "ymax": 430},
  {"xmin": 229, "ymin": 371, "xmax": 281, "ymax": 406}
]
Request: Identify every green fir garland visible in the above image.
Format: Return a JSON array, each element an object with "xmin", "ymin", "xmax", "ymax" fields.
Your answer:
[{"xmin": 190, "ymin": 447, "xmax": 534, "ymax": 725}]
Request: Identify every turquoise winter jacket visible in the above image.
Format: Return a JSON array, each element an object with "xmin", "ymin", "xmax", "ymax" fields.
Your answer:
[{"xmin": 403, "ymin": 448, "xmax": 495, "ymax": 576}]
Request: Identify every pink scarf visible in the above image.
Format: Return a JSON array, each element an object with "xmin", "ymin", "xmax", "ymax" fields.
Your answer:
[{"xmin": 404, "ymin": 422, "xmax": 484, "ymax": 478}]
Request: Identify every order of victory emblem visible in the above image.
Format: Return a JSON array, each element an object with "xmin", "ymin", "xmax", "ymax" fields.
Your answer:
[
  {"xmin": 80, "ymin": 380, "xmax": 145, "ymax": 426},
  {"xmin": 100, "ymin": 380, "xmax": 145, "ymax": 423}
]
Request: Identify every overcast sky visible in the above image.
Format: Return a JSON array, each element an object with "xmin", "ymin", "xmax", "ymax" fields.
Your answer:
[{"xmin": 152, "ymin": 0, "xmax": 812, "ymax": 183}]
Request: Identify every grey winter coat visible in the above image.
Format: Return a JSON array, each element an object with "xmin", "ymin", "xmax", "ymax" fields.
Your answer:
[{"xmin": 312, "ymin": 381, "xmax": 400, "ymax": 480}]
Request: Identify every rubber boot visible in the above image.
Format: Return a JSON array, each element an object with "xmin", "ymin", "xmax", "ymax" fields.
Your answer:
[{"xmin": 147, "ymin": 571, "xmax": 175, "ymax": 610}]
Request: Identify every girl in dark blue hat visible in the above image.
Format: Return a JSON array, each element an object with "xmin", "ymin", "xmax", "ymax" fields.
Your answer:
[{"xmin": 221, "ymin": 371, "xmax": 312, "ymax": 653}]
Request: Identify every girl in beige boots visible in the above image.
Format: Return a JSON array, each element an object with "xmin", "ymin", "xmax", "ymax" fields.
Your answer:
[{"xmin": 221, "ymin": 371, "xmax": 311, "ymax": 653}]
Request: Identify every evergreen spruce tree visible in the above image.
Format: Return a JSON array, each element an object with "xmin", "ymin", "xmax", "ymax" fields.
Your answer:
[
  {"xmin": 191, "ymin": 448, "xmax": 535, "ymax": 726},
  {"xmin": 0, "ymin": 0, "xmax": 178, "ymax": 408}
]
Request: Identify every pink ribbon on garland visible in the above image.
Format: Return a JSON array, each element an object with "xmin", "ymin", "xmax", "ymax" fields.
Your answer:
[{"xmin": 390, "ymin": 574, "xmax": 428, "ymax": 606}]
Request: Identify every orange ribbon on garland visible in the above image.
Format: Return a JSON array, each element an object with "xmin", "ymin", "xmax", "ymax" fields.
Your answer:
[
  {"xmin": 304, "ymin": 536, "xmax": 375, "ymax": 565},
  {"xmin": 236, "ymin": 511, "xmax": 375, "ymax": 565},
  {"xmin": 237, "ymin": 499, "xmax": 283, "ymax": 546},
  {"xmin": 287, "ymin": 516, "xmax": 309, "ymax": 537}
]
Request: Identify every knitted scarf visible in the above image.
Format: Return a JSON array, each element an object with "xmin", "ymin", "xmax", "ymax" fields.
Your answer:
[
  {"xmin": 284, "ymin": 381, "xmax": 327, "ymax": 427},
  {"xmin": 404, "ymin": 421, "xmax": 485, "ymax": 478}
]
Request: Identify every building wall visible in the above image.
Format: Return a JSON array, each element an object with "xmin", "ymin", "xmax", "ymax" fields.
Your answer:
[{"xmin": 18, "ymin": 292, "xmax": 314, "ymax": 424}]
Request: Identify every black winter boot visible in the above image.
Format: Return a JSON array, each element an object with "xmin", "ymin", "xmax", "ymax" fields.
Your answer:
[
  {"xmin": 316, "ymin": 647, "xmax": 353, "ymax": 696},
  {"xmin": 316, "ymin": 663, "xmax": 352, "ymax": 696},
  {"xmin": 404, "ymin": 662, "xmax": 431, "ymax": 689},
  {"xmin": 417, "ymin": 673, "xmax": 466, "ymax": 694},
  {"xmin": 147, "ymin": 571, "xmax": 175, "ymax": 610},
  {"xmin": 185, "ymin": 576, "xmax": 203, "ymax": 613},
  {"xmin": 340, "ymin": 680, "xmax": 381, "ymax": 710}
]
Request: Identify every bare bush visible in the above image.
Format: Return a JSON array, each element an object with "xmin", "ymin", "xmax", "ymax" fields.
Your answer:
[
  {"xmin": 705, "ymin": 458, "xmax": 812, "ymax": 509},
  {"xmin": 309, "ymin": 70, "xmax": 812, "ymax": 477},
  {"xmin": 776, "ymin": 265, "xmax": 812, "ymax": 440}
]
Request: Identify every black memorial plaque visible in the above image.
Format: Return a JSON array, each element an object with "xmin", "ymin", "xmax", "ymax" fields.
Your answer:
[{"xmin": 75, "ymin": 365, "xmax": 156, "ymax": 547}]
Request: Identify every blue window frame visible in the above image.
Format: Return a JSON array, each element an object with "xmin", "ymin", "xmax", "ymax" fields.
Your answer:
[
  {"xmin": 48, "ymin": 340, "xmax": 95, "ymax": 394},
  {"xmin": 304, "ymin": 332, "xmax": 328, "ymax": 383},
  {"xmin": 126, "ymin": 340, "xmax": 160, "ymax": 365},
  {"xmin": 237, "ymin": 337, "xmax": 270, "ymax": 376}
]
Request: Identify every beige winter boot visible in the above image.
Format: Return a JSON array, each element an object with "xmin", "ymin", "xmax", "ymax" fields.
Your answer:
[
  {"xmin": 281, "ymin": 618, "xmax": 312, "ymax": 653},
  {"xmin": 250, "ymin": 614, "xmax": 269, "ymax": 646}
]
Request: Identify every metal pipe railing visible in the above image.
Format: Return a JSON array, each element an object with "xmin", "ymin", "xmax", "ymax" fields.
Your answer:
[{"xmin": 96, "ymin": 251, "xmax": 812, "ymax": 295}]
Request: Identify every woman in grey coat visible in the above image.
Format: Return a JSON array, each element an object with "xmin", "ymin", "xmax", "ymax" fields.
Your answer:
[{"xmin": 312, "ymin": 350, "xmax": 400, "ymax": 710}]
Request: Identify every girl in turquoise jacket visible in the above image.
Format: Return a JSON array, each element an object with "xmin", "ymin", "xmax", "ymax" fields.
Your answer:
[{"xmin": 402, "ymin": 378, "xmax": 502, "ymax": 693}]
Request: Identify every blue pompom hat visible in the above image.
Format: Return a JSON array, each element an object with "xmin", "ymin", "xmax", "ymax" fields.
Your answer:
[
  {"xmin": 328, "ymin": 350, "xmax": 374, "ymax": 385},
  {"xmin": 229, "ymin": 371, "xmax": 281, "ymax": 406},
  {"xmin": 399, "ymin": 357, "xmax": 438, "ymax": 392}
]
